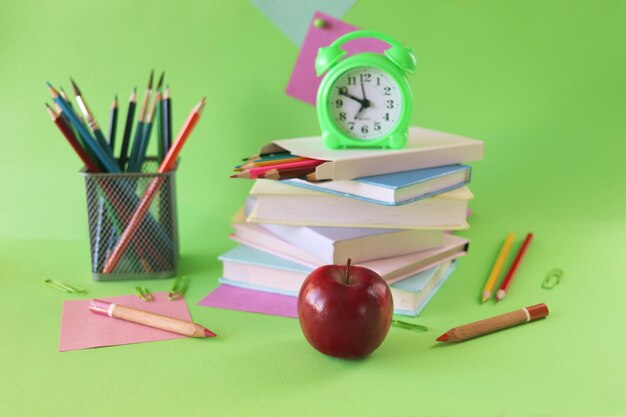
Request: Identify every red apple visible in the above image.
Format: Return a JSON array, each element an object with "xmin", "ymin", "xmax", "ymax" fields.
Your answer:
[{"xmin": 297, "ymin": 258, "xmax": 393, "ymax": 359}]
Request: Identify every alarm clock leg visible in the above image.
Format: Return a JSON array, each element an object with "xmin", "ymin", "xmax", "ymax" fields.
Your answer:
[
  {"xmin": 323, "ymin": 131, "xmax": 341, "ymax": 149},
  {"xmin": 389, "ymin": 132, "xmax": 407, "ymax": 149}
]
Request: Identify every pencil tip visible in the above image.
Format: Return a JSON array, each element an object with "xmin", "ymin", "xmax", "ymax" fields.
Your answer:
[
  {"xmin": 203, "ymin": 328, "xmax": 216, "ymax": 337},
  {"xmin": 156, "ymin": 72, "xmax": 165, "ymax": 89},
  {"xmin": 69, "ymin": 77, "xmax": 80, "ymax": 95},
  {"xmin": 436, "ymin": 333, "xmax": 449, "ymax": 342},
  {"xmin": 147, "ymin": 69, "xmax": 154, "ymax": 89},
  {"xmin": 45, "ymin": 81, "xmax": 52, "ymax": 87},
  {"xmin": 44, "ymin": 102, "xmax": 50, "ymax": 108}
]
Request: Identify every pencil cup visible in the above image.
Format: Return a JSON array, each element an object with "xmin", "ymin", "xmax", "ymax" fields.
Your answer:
[{"xmin": 81, "ymin": 158, "xmax": 179, "ymax": 280}]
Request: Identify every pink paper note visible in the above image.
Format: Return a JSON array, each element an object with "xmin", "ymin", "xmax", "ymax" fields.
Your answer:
[
  {"xmin": 59, "ymin": 292, "xmax": 193, "ymax": 352},
  {"xmin": 199, "ymin": 285, "xmax": 298, "ymax": 318},
  {"xmin": 286, "ymin": 11, "xmax": 388, "ymax": 105}
]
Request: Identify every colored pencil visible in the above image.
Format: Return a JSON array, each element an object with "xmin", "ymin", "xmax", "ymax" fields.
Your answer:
[
  {"xmin": 70, "ymin": 78, "xmax": 117, "ymax": 164},
  {"xmin": 48, "ymin": 82, "xmax": 121, "ymax": 173},
  {"xmin": 103, "ymin": 97, "xmax": 206, "ymax": 273},
  {"xmin": 496, "ymin": 233, "xmax": 534, "ymax": 302},
  {"xmin": 162, "ymin": 85, "xmax": 172, "ymax": 154},
  {"xmin": 108, "ymin": 95, "xmax": 118, "ymax": 149},
  {"xmin": 127, "ymin": 70, "xmax": 154, "ymax": 172},
  {"xmin": 258, "ymin": 166, "xmax": 317, "ymax": 180},
  {"xmin": 436, "ymin": 303, "xmax": 549, "ymax": 343},
  {"xmin": 46, "ymin": 103, "xmax": 99, "ymax": 172},
  {"xmin": 157, "ymin": 80, "xmax": 165, "ymax": 161},
  {"xmin": 230, "ymin": 159, "xmax": 323, "ymax": 179},
  {"xmin": 118, "ymin": 88, "xmax": 137, "ymax": 170},
  {"xmin": 89, "ymin": 299, "xmax": 216, "ymax": 337},
  {"xmin": 134, "ymin": 72, "xmax": 164, "ymax": 171},
  {"xmin": 481, "ymin": 232, "xmax": 515, "ymax": 303},
  {"xmin": 235, "ymin": 156, "xmax": 307, "ymax": 170},
  {"xmin": 241, "ymin": 151, "xmax": 290, "ymax": 162}
]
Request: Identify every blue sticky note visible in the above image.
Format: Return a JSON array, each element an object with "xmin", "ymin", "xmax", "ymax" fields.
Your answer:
[{"xmin": 251, "ymin": 0, "xmax": 356, "ymax": 46}]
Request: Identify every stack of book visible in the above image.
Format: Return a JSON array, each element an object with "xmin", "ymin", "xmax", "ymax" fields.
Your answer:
[{"xmin": 203, "ymin": 127, "xmax": 484, "ymax": 317}]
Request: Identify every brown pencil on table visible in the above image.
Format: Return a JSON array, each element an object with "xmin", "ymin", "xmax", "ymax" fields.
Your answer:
[
  {"xmin": 436, "ymin": 303, "xmax": 549, "ymax": 343},
  {"xmin": 89, "ymin": 299, "xmax": 216, "ymax": 338}
]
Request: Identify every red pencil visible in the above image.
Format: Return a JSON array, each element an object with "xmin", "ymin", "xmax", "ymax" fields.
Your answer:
[
  {"xmin": 102, "ymin": 97, "xmax": 206, "ymax": 273},
  {"xmin": 496, "ymin": 233, "xmax": 534, "ymax": 302},
  {"xmin": 230, "ymin": 158, "xmax": 323, "ymax": 179},
  {"xmin": 46, "ymin": 103, "xmax": 99, "ymax": 172}
]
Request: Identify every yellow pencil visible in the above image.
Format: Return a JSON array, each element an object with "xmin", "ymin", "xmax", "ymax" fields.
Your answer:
[{"xmin": 481, "ymin": 232, "xmax": 515, "ymax": 303}]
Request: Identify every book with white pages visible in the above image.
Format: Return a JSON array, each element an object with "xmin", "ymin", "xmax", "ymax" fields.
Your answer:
[
  {"xmin": 218, "ymin": 244, "xmax": 457, "ymax": 316},
  {"xmin": 247, "ymin": 181, "xmax": 473, "ymax": 230},
  {"xmin": 232, "ymin": 209, "xmax": 444, "ymax": 264},
  {"xmin": 284, "ymin": 164, "xmax": 471, "ymax": 206}
]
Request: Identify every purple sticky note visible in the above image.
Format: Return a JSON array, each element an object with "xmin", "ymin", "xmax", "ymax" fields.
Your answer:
[
  {"xmin": 199, "ymin": 285, "xmax": 298, "ymax": 318},
  {"xmin": 59, "ymin": 292, "xmax": 193, "ymax": 352},
  {"xmin": 286, "ymin": 11, "xmax": 389, "ymax": 105}
]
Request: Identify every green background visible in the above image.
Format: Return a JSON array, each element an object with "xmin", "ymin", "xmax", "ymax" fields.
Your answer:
[{"xmin": 1, "ymin": 1, "xmax": 625, "ymax": 416}]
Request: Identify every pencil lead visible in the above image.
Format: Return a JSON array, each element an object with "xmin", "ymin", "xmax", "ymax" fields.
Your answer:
[
  {"xmin": 147, "ymin": 69, "xmax": 154, "ymax": 90},
  {"xmin": 45, "ymin": 102, "xmax": 51, "ymax": 109},
  {"xmin": 436, "ymin": 333, "xmax": 449, "ymax": 342},
  {"xmin": 69, "ymin": 77, "xmax": 81, "ymax": 96},
  {"xmin": 47, "ymin": 82, "xmax": 60, "ymax": 97},
  {"xmin": 45, "ymin": 81, "xmax": 52, "ymax": 88},
  {"xmin": 129, "ymin": 88, "xmax": 137, "ymax": 102},
  {"xmin": 156, "ymin": 72, "xmax": 165, "ymax": 90}
]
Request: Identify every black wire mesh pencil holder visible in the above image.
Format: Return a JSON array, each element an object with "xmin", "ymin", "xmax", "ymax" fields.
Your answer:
[{"xmin": 81, "ymin": 158, "xmax": 179, "ymax": 280}]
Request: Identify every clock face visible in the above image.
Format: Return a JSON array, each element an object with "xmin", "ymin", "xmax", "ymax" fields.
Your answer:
[{"xmin": 328, "ymin": 66, "xmax": 402, "ymax": 140}]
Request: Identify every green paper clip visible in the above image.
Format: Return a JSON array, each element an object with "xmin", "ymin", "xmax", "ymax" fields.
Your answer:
[
  {"xmin": 44, "ymin": 279, "xmax": 87, "ymax": 294},
  {"xmin": 135, "ymin": 286, "xmax": 153, "ymax": 301},
  {"xmin": 168, "ymin": 276, "xmax": 188, "ymax": 300},
  {"xmin": 542, "ymin": 268, "xmax": 563, "ymax": 289},
  {"xmin": 391, "ymin": 319, "xmax": 428, "ymax": 332}
]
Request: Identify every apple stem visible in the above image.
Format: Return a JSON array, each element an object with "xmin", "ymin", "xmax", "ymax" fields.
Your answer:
[{"xmin": 345, "ymin": 258, "xmax": 352, "ymax": 284}]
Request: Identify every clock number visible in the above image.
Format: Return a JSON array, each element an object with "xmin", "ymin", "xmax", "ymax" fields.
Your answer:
[
  {"xmin": 360, "ymin": 73, "xmax": 371, "ymax": 83},
  {"xmin": 384, "ymin": 87, "xmax": 391, "ymax": 95},
  {"xmin": 361, "ymin": 125, "xmax": 369, "ymax": 134},
  {"xmin": 386, "ymin": 100, "xmax": 394, "ymax": 109},
  {"xmin": 348, "ymin": 122, "xmax": 355, "ymax": 131},
  {"xmin": 374, "ymin": 122, "xmax": 381, "ymax": 131},
  {"xmin": 376, "ymin": 77, "xmax": 381, "ymax": 86},
  {"xmin": 337, "ymin": 86, "xmax": 348, "ymax": 95},
  {"xmin": 339, "ymin": 112, "xmax": 346, "ymax": 121},
  {"xmin": 335, "ymin": 99, "xmax": 343, "ymax": 108},
  {"xmin": 384, "ymin": 113, "xmax": 390, "ymax": 121},
  {"xmin": 348, "ymin": 76, "xmax": 356, "ymax": 86}
]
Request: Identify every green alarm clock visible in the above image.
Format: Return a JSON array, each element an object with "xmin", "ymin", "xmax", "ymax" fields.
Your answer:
[{"xmin": 316, "ymin": 30, "xmax": 416, "ymax": 149}]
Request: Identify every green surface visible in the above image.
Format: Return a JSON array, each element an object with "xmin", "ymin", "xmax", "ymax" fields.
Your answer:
[{"xmin": 1, "ymin": 1, "xmax": 625, "ymax": 416}]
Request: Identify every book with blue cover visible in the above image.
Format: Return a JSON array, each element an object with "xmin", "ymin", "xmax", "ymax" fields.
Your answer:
[{"xmin": 284, "ymin": 164, "xmax": 471, "ymax": 206}]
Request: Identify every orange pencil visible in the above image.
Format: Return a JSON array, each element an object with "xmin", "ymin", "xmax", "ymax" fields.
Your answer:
[
  {"xmin": 436, "ymin": 303, "xmax": 549, "ymax": 343},
  {"xmin": 496, "ymin": 233, "xmax": 534, "ymax": 302},
  {"xmin": 102, "ymin": 98, "xmax": 206, "ymax": 273}
]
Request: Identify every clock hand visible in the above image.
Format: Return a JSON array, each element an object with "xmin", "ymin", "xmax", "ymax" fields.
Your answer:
[
  {"xmin": 360, "ymin": 81, "xmax": 367, "ymax": 101},
  {"xmin": 339, "ymin": 91, "xmax": 364, "ymax": 105},
  {"xmin": 354, "ymin": 82, "xmax": 370, "ymax": 120}
]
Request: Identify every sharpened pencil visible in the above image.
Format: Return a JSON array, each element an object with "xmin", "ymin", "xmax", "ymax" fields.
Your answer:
[
  {"xmin": 163, "ymin": 85, "xmax": 172, "ymax": 155},
  {"xmin": 118, "ymin": 88, "xmax": 137, "ymax": 170},
  {"xmin": 481, "ymin": 232, "xmax": 515, "ymax": 303},
  {"xmin": 230, "ymin": 159, "xmax": 323, "ymax": 179},
  {"xmin": 496, "ymin": 233, "xmax": 534, "ymax": 302},
  {"xmin": 108, "ymin": 95, "xmax": 118, "ymax": 149},
  {"xmin": 103, "ymin": 98, "xmax": 206, "ymax": 273},
  {"xmin": 128, "ymin": 70, "xmax": 154, "ymax": 172},
  {"xmin": 258, "ymin": 166, "xmax": 318, "ymax": 180}
]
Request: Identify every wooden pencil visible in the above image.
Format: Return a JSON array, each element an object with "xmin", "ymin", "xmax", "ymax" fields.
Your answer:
[
  {"xmin": 89, "ymin": 298, "xmax": 216, "ymax": 337},
  {"xmin": 230, "ymin": 159, "xmax": 323, "ymax": 179},
  {"xmin": 162, "ymin": 85, "xmax": 172, "ymax": 154},
  {"xmin": 436, "ymin": 303, "xmax": 549, "ymax": 343},
  {"xmin": 108, "ymin": 95, "xmax": 118, "ymax": 149},
  {"xmin": 134, "ymin": 72, "xmax": 164, "ymax": 171},
  {"xmin": 481, "ymin": 232, "xmax": 515, "ymax": 303},
  {"xmin": 496, "ymin": 233, "xmax": 534, "ymax": 302},
  {"xmin": 235, "ymin": 156, "xmax": 307, "ymax": 171},
  {"xmin": 118, "ymin": 88, "xmax": 137, "ymax": 169},
  {"xmin": 48, "ymin": 82, "xmax": 121, "ymax": 173},
  {"xmin": 127, "ymin": 70, "xmax": 154, "ymax": 172},
  {"xmin": 46, "ymin": 103, "xmax": 99, "ymax": 172},
  {"xmin": 70, "ymin": 78, "xmax": 117, "ymax": 162},
  {"xmin": 258, "ymin": 166, "xmax": 317, "ymax": 180},
  {"xmin": 103, "ymin": 98, "xmax": 206, "ymax": 273}
]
